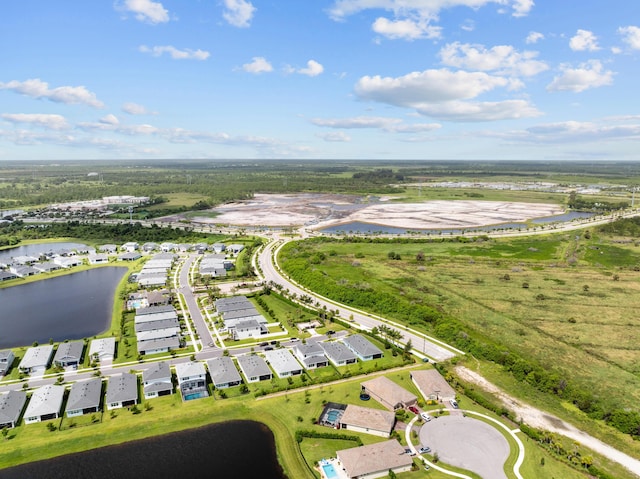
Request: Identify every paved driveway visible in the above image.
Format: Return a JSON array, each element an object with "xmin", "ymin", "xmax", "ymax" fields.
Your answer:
[{"xmin": 419, "ymin": 414, "xmax": 510, "ymax": 479}]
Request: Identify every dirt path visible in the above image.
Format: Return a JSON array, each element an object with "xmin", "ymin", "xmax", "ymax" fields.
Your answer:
[{"xmin": 455, "ymin": 366, "xmax": 640, "ymax": 478}]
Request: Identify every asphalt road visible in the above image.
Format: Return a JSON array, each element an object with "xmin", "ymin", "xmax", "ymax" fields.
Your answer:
[
  {"xmin": 419, "ymin": 413, "xmax": 510, "ymax": 479},
  {"xmin": 257, "ymin": 238, "xmax": 459, "ymax": 362}
]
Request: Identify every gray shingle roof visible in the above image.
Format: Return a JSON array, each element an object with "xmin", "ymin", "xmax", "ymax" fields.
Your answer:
[
  {"xmin": 53, "ymin": 341, "xmax": 84, "ymax": 364},
  {"xmin": 321, "ymin": 341, "xmax": 357, "ymax": 364},
  {"xmin": 66, "ymin": 378, "xmax": 102, "ymax": 412},
  {"xmin": 0, "ymin": 390, "xmax": 27, "ymax": 426},
  {"xmin": 24, "ymin": 384, "xmax": 65, "ymax": 418},
  {"xmin": 207, "ymin": 357, "xmax": 242, "ymax": 387},
  {"xmin": 342, "ymin": 334, "xmax": 383, "ymax": 358},
  {"xmin": 106, "ymin": 373, "xmax": 138, "ymax": 404},
  {"xmin": 143, "ymin": 361, "xmax": 171, "ymax": 382},
  {"xmin": 237, "ymin": 355, "xmax": 272, "ymax": 379}
]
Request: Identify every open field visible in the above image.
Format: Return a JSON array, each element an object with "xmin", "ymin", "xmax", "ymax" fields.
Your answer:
[{"xmin": 278, "ymin": 227, "xmax": 640, "ymax": 455}]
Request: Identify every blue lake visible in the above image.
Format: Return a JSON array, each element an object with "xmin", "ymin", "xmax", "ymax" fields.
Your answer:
[
  {"xmin": 320, "ymin": 221, "xmax": 528, "ymax": 235},
  {"xmin": 0, "ymin": 267, "xmax": 126, "ymax": 348},
  {"xmin": 0, "ymin": 420, "xmax": 286, "ymax": 479},
  {"xmin": 0, "ymin": 242, "xmax": 89, "ymax": 262},
  {"xmin": 531, "ymin": 211, "xmax": 593, "ymax": 224}
]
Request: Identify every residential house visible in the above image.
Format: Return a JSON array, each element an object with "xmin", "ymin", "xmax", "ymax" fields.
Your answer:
[
  {"xmin": 137, "ymin": 336, "xmax": 180, "ymax": 356},
  {"xmin": 263, "ymin": 349, "xmax": 303, "ymax": 378},
  {"xmin": 88, "ymin": 253, "xmax": 109, "ymax": 265},
  {"xmin": 0, "ymin": 349, "xmax": 15, "ymax": 376},
  {"xmin": 227, "ymin": 244, "xmax": 245, "ymax": 255},
  {"xmin": 229, "ymin": 319, "xmax": 264, "ymax": 341},
  {"xmin": 237, "ymin": 354, "xmax": 272, "ymax": 383},
  {"xmin": 53, "ymin": 341, "xmax": 84, "ymax": 369},
  {"xmin": 142, "ymin": 242, "xmax": 158, "ymax": 253},
  {"xmin": 336, "ymin": 439, "xmax": 413, "ymax": 479},
  {"xmin": 142, "ymin": 361, "xmax": 173, "ymax": 399},
  {"xmin": 0, "ymin": 271, "xmax": 17, "ymax": 282},
  {"xmin": 53, "ymin": 256, "xmax": 83, "ymax": 268},
  {"xmin": 119, "ymin": 252, "xmax": 141, "ymax": 261},
  {"xmin": 342, "ymin": 334, "xmax": 383, "ymax": 361},
  {"xmin": 207, "ymin": 357, "xmax": 242, "ymax": 389},
  {"xmin": 121, "ymin": 242, "xmax": 139, "ymax": 252},
  {"xmin": 9, "ymin": 265, "xmax": 40, "ymax": 278},
  {"xmin": 106, "ymin": 373, "xmax": 139, "ymax": 410},
  {"xmin": 19, "ymin": 345, "xmax": 54, "ymax": 374},
  {"xmin": 33, "ymin": 262, "xmax": 62, "ymax": 273},
  {"xmin": 321, "ymin": 341, "xmax": 357, "ymax": 366},
  {"xmin": 66, "ymin": 378, "xmax": 102, "ymax": 417},
  {"xmin": 99, "ymin": 244, "xmax": 118, "ymax": 254},
  {"xmin": 175, "ymin": 362, "xmax": 208, "ymax": 400},
  {"xmin": 0, "ymin": 390, "xmax": 27, "ymax": 428},
  {"xmin": 88, "ymin": 337, "xmax": 116, "ymax": 363},
  {"xmin": 361, "ymin": 376, "xmax": 417, "ymax": 411},
  {"xmin": 293, "ymin": 343, "xmax": 329, "ymax": 369},
  {"xmin": 410, "ymin": 369, "xmax": 456, "ymax": 403},
  {"xmin": 160, "ymin": 242, "xmax": 176, "ymax": 252},
  {"xmin": 212, "ymin": 243, "xmax": 226, "ymax": 254},
  {"xmin": 339, "ymin": 404, "xmax": 396, "ymax": 438},
  {"xmin": 23, "ymin": 384, "xmax": 65, "ymax": 424}
]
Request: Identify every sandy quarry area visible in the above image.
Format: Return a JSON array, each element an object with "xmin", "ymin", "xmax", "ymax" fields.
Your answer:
[{"xmin": 187, "ymin": 193, "xmax": 564, "ymax": 230}]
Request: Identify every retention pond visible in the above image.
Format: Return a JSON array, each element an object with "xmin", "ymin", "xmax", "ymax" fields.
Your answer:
[{"xmin": 0, "ymin": 266, "xmax": 126, "ymax": 348}]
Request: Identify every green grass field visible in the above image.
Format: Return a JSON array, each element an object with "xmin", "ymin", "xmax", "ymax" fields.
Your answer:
[{"xmin": 279, "ymin": 229, "xmax": 640, "ymax": 460}]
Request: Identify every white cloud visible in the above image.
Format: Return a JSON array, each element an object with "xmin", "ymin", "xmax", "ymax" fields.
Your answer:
[
  {"xmin": 328, "ymin": 0, "xmax": 533, "ymax": 21},
  {"xmin": 356, "ymin": 69, "xmax": 510, "ymax": 104},
  {"xmin": 120, "ymin": 0, "xmax": 169, "ymax": 24},
  {"xmin": 569, "ymin": 29, "xmax": 600, "ymax": 51},
  {"xmin": 312, "ymin": 116, "xmax": 441, "ymax": 132},
  {"xmin": 222, "ymin": 0, "xmax": 256, "ymax": 28},
  {"xmin": 319, "ymin": 131, "xmax": 351, "ymax": 142},
  {"xmin": 242, "ymin": 57, "xmax": 273, "ymax": 74},
  {"xmin": 139, "ymin": 45, "xmax": 210, "ymax": 60},
  {"xmin": 525, "ymin": 31, "xmax": 544, "ymax": 44},
  {"xmin": 99, "ymin": 114, "xmax": 119, "ymax": 125},
  {"xmin": 0, "ymin": 79, "xmax": 104, "ymax": 108},
  {"xmin": 292, "ymin": 60, "xmax": 324, "ymax": 77},
  {"xmin": 413, "ymin": 99, "xmax": 540, "ymax": 121},
  {"xmin": 354, "ymin": 69, "xmax": 540, "ymax": 121},
  {"xmin": 1, "ymin": 113, "xmax": 69, "ymax": 130},
  {"xmin": 312, "ymin": 116, "xmax": 403, "ymax": 129},
  {"xmin": 547, "ymin": 60, "xmax": 614, "ymax": 93},
  {"xmin": 122, "ymin": 102, "xmax": 155, "ymax": 115},
  {"xmin": 618, "ymin": 26, "xmax": 640, "ymax": 50},
  {"xmin": 504, "ymin": 120, "xmax": 640, "ymax": 144},
  {"xmin": 372, "ymin": 17, "xmax": 441, "ymax": 40},
  {"xmin": 439, "ymin": 42, "xmax": 548, "ymax": 77}
]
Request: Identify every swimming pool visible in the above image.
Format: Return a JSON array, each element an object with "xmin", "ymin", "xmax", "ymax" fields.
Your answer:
[
  {"xmin": 326, "ymin": 410, "xmax": 341, "ymax": 422},
  {"xmin": 184, "ymin": 391, "xmax": 208, "ymax": 401},
  {"xmin": 322, "ymin": 463, "xmax": 338, "ymax": 479}
]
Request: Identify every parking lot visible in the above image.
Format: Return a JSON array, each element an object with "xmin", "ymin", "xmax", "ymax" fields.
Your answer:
[{"xmin": 419, "ymin": 414, "xmax": 510, "ymax": 479}]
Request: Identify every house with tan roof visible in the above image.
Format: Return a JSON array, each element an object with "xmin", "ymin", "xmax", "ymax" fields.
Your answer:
[
  {"xmin": 361, "ymin": 376, "xmax": 417, "ymax": 411},
  {"xmin": 410, "ymin": 368, "xmax": 456, "ymax": 403},
  {"xmin": 336, "ymin": 439, "xmax": 413, "ymax": 479},
  {"xmin": 339, "ymin": 404, "xmax": 396, "ymax": 438}
]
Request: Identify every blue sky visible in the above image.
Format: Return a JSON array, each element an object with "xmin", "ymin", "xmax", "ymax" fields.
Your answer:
[{"xmin": 1, "ymin": 0, "xmax": 639, "ymax": 161}]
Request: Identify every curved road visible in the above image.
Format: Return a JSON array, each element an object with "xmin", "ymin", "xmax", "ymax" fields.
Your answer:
[{"xmin": 257, "ymin": 237, "xmax": 461, "ymax": 362}]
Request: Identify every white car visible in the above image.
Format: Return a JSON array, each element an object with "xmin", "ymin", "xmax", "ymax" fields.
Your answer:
[{"xmin": 420, "ymin": 412, "xmax": 432, "ymax": 422}]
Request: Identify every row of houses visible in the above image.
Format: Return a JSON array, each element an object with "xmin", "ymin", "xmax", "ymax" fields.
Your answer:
[
  {"xmin": 214, "ymin": 296, "xmax": 268, "ymax": 341},
  {"xmin": 134, "ymin": 305, "xmax": 182, "ymax": 356},
  {"xmin": 98, "ymin": 242, "xmax": 245, "ymax": 255},
  {"xmin": 0, "ymin": 373, "xmax": 139, "ymax": 428},
  {"xmin": 134, "ymin": 253, "xmax": 176, "ymax": 288},
  {"xmin": 0, "ymin": 338, "xmax": 117, "ymax": 378},
  {"xmin": 199, "ymin": 253, "xmax": 234, "ymax": 278}
]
